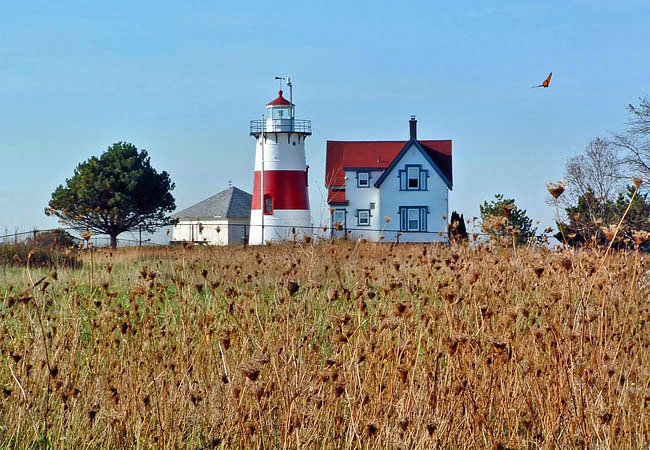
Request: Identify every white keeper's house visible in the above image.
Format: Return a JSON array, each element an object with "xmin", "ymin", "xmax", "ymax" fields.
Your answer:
[
  {"xmin": 325, "ymin": 117, "xmax": 452, "ymax": 242},
  {"xmin": 171, "ymin": 186, "xmax": 252, "ymax": 245}
]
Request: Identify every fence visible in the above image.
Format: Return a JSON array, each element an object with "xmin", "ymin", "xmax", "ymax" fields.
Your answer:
[
  {"xmin": 1, "ymin": 223, "xmax": 553, "ymax": 248},
  {"xmin": 169, "ymin": 221, "xmax": 478, "ymax": 245},
  {"xmin": 168, "ymin": 222, "xmax": 556, "ymax": 246},
  {"xmin": 0, "ymin": 228, "xmax": 157, "ymax": 248}
]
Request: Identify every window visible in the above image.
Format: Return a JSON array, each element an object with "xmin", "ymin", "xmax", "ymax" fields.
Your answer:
[
  {"xmin": 408, "ymin": 208, "xmax": 419, "ymax": 231},
  {"xmin": 357, "ymin": 209, "xmax": 370, "ymax": 226},
  {"xmin": 332, "ymin": 209, "xmax": 346, "ymax": 226},
  {"xmin": 264, "ymin": 195, "xmax": 273, "ymax": 214},
  {"xmin": 271, "ymin": 107, "xmax": 290, "ymax": 119},
  {"xmin": 357, "ymin": 171, "xmax": 370, "ymax": 188},
  {"xmin": 407, "ymin": 166, "xmax": 419, "ymax": 189},
  {"xmin": 399, "ymin": 165, "xmax": 428, "ymax": 191},
  {"xmin": 399, "ymin": 207, "xmax": 428, "ymax": 232}
]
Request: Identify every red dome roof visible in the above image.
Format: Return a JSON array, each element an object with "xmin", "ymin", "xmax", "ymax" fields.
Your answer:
[{"xmin": 266, "ymin": 90, "xmax": 293, "ymax": 107}]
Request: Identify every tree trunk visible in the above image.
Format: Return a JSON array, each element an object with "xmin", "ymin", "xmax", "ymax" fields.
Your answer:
[{"xmin": 110, "ymin": 234, "xmax": 118, "ymax": 248}]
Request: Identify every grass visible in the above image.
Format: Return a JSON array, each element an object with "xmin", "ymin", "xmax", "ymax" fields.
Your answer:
[{"xmin": 1, "ymin": 240, "xmax": 649, "ymax": 448}]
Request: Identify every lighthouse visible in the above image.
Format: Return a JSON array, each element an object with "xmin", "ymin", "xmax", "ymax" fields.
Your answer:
[{"xmin": 249, "ymin": 80, "xmax": 312, "ymax": 244}]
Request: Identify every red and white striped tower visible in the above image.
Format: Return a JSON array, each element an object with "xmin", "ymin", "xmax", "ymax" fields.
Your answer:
[{"xmin": 249, "ymin": 81, "xmax": 311, "ymax": 244}]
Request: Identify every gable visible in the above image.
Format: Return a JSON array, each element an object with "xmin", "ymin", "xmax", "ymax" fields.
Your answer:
[{"xmin": 374, "ymin": 139, "xmax": 453, "ymax": 190}]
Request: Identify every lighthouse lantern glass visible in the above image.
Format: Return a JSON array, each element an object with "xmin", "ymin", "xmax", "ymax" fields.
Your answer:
[{"xmin": 268, "ymin": 106, "xmax": 291, "ymax": 120}]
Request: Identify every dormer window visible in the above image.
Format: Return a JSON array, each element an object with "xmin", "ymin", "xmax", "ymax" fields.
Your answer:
[{"xmin": 357, "ymin": 171, "xmax": 370, "ymax": 188}]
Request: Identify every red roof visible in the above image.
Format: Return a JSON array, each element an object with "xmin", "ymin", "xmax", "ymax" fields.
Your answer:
[
  {"xmin": 266, "ymin": 90, "xmax": 293, "ymax": 107},
  {"xmin": 327, "ymin": 190, "xmax": 348, "ymax": 204},
  {"xmin": 325, "ymin": 140, "xmax": 452, "ymax": 187}
]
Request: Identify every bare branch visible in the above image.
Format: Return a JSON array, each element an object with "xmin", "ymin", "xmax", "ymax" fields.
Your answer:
[{"xmin": 613, "ymin": 96, "xmax": 650, "ymax": 180}]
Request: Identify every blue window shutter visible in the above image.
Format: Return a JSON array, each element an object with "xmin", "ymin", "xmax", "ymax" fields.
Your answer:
[
  {"xmin": 420, "ymin": 170, "xmax": 428, "ymax": 190},
  {"xmin": 400, "ymin": 171, "xmax": 406, "ymax": 190},
  {"xmin": 400, "ymin": 208, "xmax": 407, "ymax": 231},
  {"xmin": 420, "ymin": 207, "xmax": 427, "ymax": 231}
]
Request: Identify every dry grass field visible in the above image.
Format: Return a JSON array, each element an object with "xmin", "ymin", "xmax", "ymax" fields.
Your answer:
[{"xmin": 1, "ymin": 240, "xmax": 650, "ymax": 448}]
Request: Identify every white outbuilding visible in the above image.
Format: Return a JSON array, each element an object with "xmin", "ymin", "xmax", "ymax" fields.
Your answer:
[{"xmin": 171, "ymin": 186, "xmax": 252, "ymax": 245}]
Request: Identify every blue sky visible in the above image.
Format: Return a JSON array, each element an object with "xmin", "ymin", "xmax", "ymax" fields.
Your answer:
[{"xmin": 1, "ymin": 0, "xmax": 648, "ymax": 239}]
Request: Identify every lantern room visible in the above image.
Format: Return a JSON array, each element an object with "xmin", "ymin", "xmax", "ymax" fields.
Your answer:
[
  {"xmin": 266, "ymin": 90, "xmax": 294, "ymax": 120},
  {"xmin": 250, "ymin": 89, "xmax": 311, "ymax": 136}
]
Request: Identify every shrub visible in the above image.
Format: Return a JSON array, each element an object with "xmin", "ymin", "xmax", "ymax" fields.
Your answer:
[
  {"xmin": 0, "ymin": 242, "xmax": 80, "ymax": 268},
  {"xmin": 24, "ymin": 228, "xmax": 79, "ymax": 249}
]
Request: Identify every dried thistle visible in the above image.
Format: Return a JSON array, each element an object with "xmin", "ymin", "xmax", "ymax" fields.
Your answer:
[
  {"xmin": 239, "ymin": 361, "xmax": 262, "ymax": 381},
  {"xmin": 547, "ymin": 180, "xmax": 567, "ymax": 199},
  {"xmin": 364, "ymin": 424, "xmax": 378, "ymax": 437},
  {"xmin": 286, "ymin": 280, "xmax": 300, "ymax": 296},
  {"xmin": 393, "ymin": 302, "xmax": 407, "ymax": 317},
  {"xmin": 558, "ymin": 257, "xmax": 572, "ymax": 271},
  {"xmin": 632, "ymin": 230, "xmax": 650, "ymax": 246},
  {"xmin": 601, "ymin": 225, "xmax": 618, "ymax": 242},
  {"xmin": 502, "ymin": 203, "xmax": 514, "ymax": 219}
]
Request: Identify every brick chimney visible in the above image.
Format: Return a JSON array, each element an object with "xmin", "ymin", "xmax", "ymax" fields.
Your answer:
[{"xmin": 409, "ymin": 115, "xmax": 417, "ymax": 140}]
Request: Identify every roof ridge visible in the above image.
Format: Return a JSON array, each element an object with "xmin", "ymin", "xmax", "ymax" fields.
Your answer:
[
  {"xmin": 224, "ymin": 187, "xmax": 236, "ymax": 217},
  {"xmin": 327, "ymin": 139, "xmax": 451, "ymax": 143}
]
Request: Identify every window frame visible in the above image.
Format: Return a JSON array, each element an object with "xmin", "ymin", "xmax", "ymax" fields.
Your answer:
[
  {"xmin": 357, "ymin": 171, "xmax": 370, "ymax": 188},
  {"xmin": 332, "ymin": 209, "xmax": 346, "ymax": 228},
  {"xmin": 357, "ymin": 209, "xmax": 371, "ymax": 227},
  {"xmin": 407, "ymin": 208, "xmax": 420, "ymax": 231},
  {"xmin": 407, "ymin": 166, "xmax": 420, "ymax": 189},
  {"xmin": 399, "ymin": 206, "xmax": 428, "ymax": 232},
  {"xmin": 398, "ymin": 164, "xmax": 429, "ymax": 191}
]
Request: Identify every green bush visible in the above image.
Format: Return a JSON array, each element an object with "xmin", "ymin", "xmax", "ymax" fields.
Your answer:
[
  {"xmin": 0, "ymin": 242, "xmax": 81, "ymax": 268},
  {"xmin": 24, "ymin": 228, "xmax": 79, "ymax": 249}
]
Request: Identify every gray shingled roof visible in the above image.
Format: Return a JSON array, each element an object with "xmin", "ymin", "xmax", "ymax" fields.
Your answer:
[{"xmin": 172, "ymin": 186, "xmax": 252, "ymax": 219}]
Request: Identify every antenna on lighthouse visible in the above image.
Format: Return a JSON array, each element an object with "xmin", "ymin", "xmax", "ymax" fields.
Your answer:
[
  {"xmin": 275, "ymin": 76, "xmax": 293, "ymax": 119},
  {"xmin": 286, "ymin": 77, "xmax": 293, "ymax": 119}
]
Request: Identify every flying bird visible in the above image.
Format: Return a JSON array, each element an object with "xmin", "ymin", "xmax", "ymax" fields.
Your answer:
[{"xmin": 533, "ymin": 72, "xmax": 552, "ymax": 88}]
